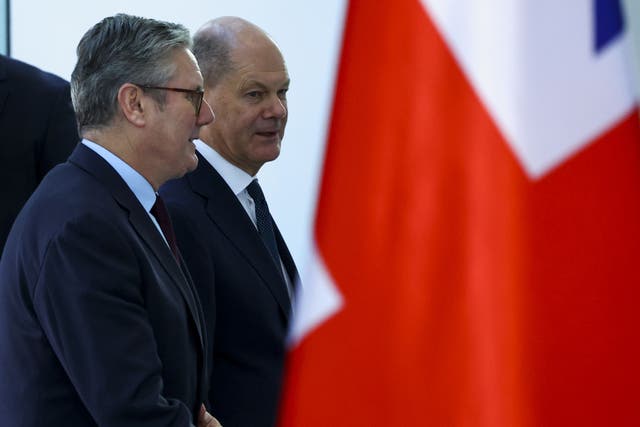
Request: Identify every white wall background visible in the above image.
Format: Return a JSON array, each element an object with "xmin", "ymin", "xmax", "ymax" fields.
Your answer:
[
  {"xmin": 10, "ymin": 1, "xmax": 640, "ymax": 277},
  {"xmin": 10, "ymin": 0, "xmax": 348, "ymax": 276}
]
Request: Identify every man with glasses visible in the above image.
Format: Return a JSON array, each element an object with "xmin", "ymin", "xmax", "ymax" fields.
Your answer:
[
  {"xmin": 0, "ymin": 14, "xmax": 221, "ymax": 427},
  {"xmin": 161, "ymin": 17, "xmax": 298, "ymax": 427}
]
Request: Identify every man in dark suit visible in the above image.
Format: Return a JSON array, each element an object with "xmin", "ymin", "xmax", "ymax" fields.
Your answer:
[
  {"xmin": 0, "ymin": 14, "xmax": 221, "ymax": 427},
  {"xmin": 161, "ymin": 17, "xmax": 298, "ymax": 427},
  {"xmin": 0, "ymin": 54, "xmax": 79, "ymax": 255}
]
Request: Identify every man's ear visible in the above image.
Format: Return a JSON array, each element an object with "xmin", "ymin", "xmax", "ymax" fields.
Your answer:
[{"xmin": 117, "ymin": 83, "xmax": 149, "ymax": 127}]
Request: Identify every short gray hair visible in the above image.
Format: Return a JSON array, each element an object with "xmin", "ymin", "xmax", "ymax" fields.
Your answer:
[{"xmin": 71, "ymin": 13, "xmax": 191, "ymax": 134}]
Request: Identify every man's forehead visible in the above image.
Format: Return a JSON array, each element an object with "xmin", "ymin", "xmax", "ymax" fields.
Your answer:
[
  {"xmin": 236, "ymin": 69, "xmax": 289, "ymax": 87},
  {"xmin": 231, "ymin": 37, "xmax": 285, "ymax": 66}
]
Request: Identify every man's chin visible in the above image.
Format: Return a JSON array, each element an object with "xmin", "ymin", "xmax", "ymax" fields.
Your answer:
[{"xmin": 261, "ymin": 139, "xmax": 282, "ymax": 159}]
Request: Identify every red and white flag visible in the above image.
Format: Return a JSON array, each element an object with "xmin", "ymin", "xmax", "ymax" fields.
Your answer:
[{"xmin": 281, "ymin": 0, "xmax": 640, "ymax": 425}]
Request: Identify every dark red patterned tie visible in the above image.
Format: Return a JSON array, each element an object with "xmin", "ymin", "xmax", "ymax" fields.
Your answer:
[{"xmin": 150, "ymin": 194, "xmax": 180, "ymax": 261}]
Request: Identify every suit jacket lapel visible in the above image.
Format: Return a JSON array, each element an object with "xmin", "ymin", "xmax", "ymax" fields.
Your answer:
[
  {"xmin": 188, "ymin": 154, "xmax": 292, "ymax": 319},
  {"xmin": 127, "ymin": 202, "xmax": 205, "ymax": 342},
  {"xmin": 68, "ymin": 145, "xmax": 206, "ymax": 351},
  {"xmin": 273, "ymin": 223, "xmax": 299, "ymax": 287}
]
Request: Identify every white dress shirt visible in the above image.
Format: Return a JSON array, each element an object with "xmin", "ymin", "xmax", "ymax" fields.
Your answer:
[{"xmin": 194, "ymin": 139, "xmax": 293, "ymax": 297}]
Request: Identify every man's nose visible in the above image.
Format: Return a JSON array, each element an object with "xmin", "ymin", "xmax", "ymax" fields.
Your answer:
[
  {"xmin": 197, "ymin": 99, "xmax": 215, "ymax": 126},
  {"xmin": 264, "ymin": 95, "xmax": 287, "ymax": 119}
]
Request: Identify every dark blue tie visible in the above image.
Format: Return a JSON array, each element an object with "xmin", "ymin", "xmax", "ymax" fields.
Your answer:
[{"xmin": 246, "ymin": 180, "xmax": 281, "ymax": 269}]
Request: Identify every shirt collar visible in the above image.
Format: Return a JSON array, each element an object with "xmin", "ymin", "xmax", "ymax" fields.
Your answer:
[
  {"xmin": 81, "ymin": 138, "xmax": 157, "ymax": 212},
  {"xmin": 194, "ymin": 139, "xmax": 255, "ymax": 194}
]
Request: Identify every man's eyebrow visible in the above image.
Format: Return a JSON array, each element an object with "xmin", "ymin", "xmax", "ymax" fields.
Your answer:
[
  {"xmin": 240, "ymin": 78, "xmax": 290, "ymax": 90},
  {"xmin": 240, "ymin": 79, "xmax": 268, "ymax": 90}
]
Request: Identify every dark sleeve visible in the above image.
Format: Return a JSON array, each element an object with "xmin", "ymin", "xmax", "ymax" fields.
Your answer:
[
  {"xmin": 37, "ymin": 81, "xmax": 79, "ymax": 180},
  {"xmin": 33, "ymin": 215, "xmax": 195, "ymax": 427}
]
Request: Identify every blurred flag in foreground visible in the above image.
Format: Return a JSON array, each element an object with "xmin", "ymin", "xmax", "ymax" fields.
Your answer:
[{"xmin": 280, "ymin": 0, "xmax": 640, "ymax": 425}]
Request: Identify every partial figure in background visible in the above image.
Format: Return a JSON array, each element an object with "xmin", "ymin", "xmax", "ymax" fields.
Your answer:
[
  {"xmin": 0, "ymin": 54, "xmax": 79, "ymax": 256},
  {"xmin": 161, "ymin": 16, "xmax": 299, "ymax": 427},
  {"xmin": 0, "ymin": 14, "xmax": 221, "ymax": 427}
]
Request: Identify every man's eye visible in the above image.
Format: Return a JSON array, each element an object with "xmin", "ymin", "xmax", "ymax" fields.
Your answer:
[{"xmin": 246, "ymin": 91, "xmax": 262, "ymax": 99}]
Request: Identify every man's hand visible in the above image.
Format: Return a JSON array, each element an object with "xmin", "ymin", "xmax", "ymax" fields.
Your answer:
[{"xmin": 198, "ymin": 404, "xmax": 222, "ymax": 427}]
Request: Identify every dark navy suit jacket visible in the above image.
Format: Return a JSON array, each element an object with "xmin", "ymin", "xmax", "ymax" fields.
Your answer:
[
  {"xmin": 0, "ymin": 55, "xmax": 79, "ymax": 255},
  {"xmin": 0, "ymin": 144, "xmax": 207, "ymax": 426},
  {"xmin": 161, "ymin": 152, "xmax": 299, "ymax": 427}
]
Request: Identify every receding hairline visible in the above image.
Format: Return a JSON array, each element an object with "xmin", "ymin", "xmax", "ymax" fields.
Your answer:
[
  {"xmin": 193, "ymin": 16, "xmax": 283, "ymax": 87},
  {"xmin": 195, "ymin": 16, "xmax": 271, "ymax": 45}
]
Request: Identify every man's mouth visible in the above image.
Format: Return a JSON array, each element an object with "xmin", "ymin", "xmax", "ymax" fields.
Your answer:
[{"xmin": 256, "ymin": 131, "xmax": 278, "ymax": 137}]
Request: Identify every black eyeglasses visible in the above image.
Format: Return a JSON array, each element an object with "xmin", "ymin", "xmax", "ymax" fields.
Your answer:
[{"xmin": 135, "ymin": 84, "xmax": 205, "ymax": 116}]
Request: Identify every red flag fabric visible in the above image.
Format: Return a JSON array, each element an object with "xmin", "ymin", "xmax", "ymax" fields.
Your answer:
[{"xmin": 280, "ymin": 0, "xmax": 640, "ymax": 425}]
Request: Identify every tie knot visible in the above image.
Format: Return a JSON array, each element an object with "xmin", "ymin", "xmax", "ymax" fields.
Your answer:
[
  {"xmin": 246, "ymin": 179, "xmax": 266, "ymax": 204},
  {"xmin": 150, "ymin": 194, "xmax": 167, "ymax": 218}
]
